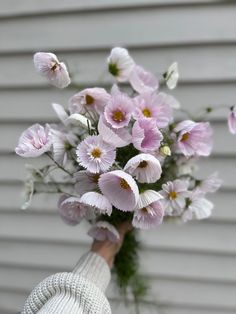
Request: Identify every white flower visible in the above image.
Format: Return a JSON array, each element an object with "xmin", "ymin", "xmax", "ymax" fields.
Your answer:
[
  {"xmin": 107, "ymin": 47, "xmax": 135, "ymax": 82},
  {"xmin": 182, "ymin": 191, "xmax": 213, "ymax": 222},
  {"xmin": 160, "ymin": 179, "xmax": 189, "ymax": 215},
  {"xmin": 164, "ymin": 62, "xmax": 179, "ymax": 89},
  {"xmin": 80, "ymin": 192, "xmax": 112, "ymax": 216}
]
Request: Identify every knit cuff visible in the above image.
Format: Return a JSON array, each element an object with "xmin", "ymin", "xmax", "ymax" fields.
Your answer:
[{"xmin": 72, "ymin": 251, "xmax": 111, "ymax": 292}]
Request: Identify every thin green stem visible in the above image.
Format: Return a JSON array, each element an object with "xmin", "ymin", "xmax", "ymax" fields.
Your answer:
[{"xmin": 46, "ymin": 152, "xmax": 73, "ymax": 176}]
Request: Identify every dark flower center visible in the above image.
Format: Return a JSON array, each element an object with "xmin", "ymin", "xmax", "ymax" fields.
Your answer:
[
  {"xmin": 120, "ymin": 178, "xmax": 130, "ymax": 190},
  {"xmin": 138, "ymin": 160, "xmax": 148, "ymax": 168},
  {"xmin": 108, "ymin": 63, "xmax": 120, "ymax": 76},
  {"xmin": 85, "ymin": 94, "xmax": 94, "ymax": 105},
  {"xmin": 181, "ymin": 132, "xmax": 190, "ymax": 142},
  {"xmin": 112, "ymin": 110, "xmax": 125, "ymax": 122}
]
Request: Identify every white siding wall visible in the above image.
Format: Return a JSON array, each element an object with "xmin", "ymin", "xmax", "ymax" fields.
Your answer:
[{"xmin": 0, "ymin": 1, "xmax": 236, "ymax": 313}]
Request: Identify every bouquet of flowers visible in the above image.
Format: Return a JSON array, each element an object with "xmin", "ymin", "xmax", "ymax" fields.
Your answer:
[{"xmin": 16, "ymin": 47, "xmax": 229, "ymax": 302}]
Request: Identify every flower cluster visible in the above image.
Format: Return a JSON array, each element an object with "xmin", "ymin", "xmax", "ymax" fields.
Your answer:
[{"xmin": 15, "ymin": 47, "xmax": 225, "ymax": 244}]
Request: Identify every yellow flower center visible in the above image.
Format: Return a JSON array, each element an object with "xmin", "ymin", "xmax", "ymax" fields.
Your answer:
[
  {"xmin": 142, "ymin": 108, "xmax": 152, "ymax": 118},
  {"xmin": 92, "ymin": 173, "xmax": 100, "ymax": 183},
  {"xmin": 91, "ymin": 148, "xmax": 102, "ymax": 158},
  {"xmin": 169, "ymin": 191, "xmax": 177, "ymax": 200},
  {"xmin": 141, "ymin": 207, "xmax": 148, "ymax": 213},
  {"xmin": 51, "ymin": 62, "xmax": 59, "ymax": 72},
  {"xmin": 120, "ymin": 178, "xmax": 130, "ymax": 190},
  {"xmin": 85, "ymin": 94, "xmax": 94, "ymax": 105},
  {"xmin": 181, "ymin": 132, "xmax": 190, "ymax": 142},
  {"xmin": 138, "ymin": 160, "xmax": 148, "ymax": 168},
  {"xmin": 112, "ymin": 110, "xmax": 125, "ymax": 122}
]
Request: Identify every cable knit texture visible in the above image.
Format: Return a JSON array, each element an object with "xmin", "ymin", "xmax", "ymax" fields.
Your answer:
[{"xmin": 22, "ymin": 252, "xmax": 112, "ymax": 314}]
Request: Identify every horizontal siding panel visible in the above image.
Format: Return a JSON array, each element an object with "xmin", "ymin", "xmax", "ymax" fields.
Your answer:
[
  {"xmin": 0, "ymin": 121, "xmax": 234, "ymax": 155},
  {"xmin": 0, "ymin": 266, "xmax": 235, "ymax": 309},
  {"xmin": 0, "ymin": 155, "xmax": 235, "ymax": 188},
  {"xmin": 0, "ymin": 212, "xmax": 235, "ymax": 254},
  {"xmin": 0, "ymin": 83, "xmax": 234, "ymax": 122},
  {"xmin": 0, "ymin": 239, "xmax": 235, "ymax": 282},
  {"xmin": 1, "ymin": 45, "xmax": 236, "ymax": 87},
  {"xmin": 0, "ymin": 0, "xmax": 222, "ymax": 17},
  {"xmin": 0, "ymin": 5, "xmax": 236, "ymax": 53}
]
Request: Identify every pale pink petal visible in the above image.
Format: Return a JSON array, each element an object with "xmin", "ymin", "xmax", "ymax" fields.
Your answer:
[
  {"xmin": 98, "ymin": 170, "xmax": 139, "ymax": 211},
  {"xmin": 76, "ymin": 135, "xmax": 116, "ymax": 173},
  {"xmin": 58, "ymin": 195, "xmax": 87, "ymax": 225},
  {"xmin": 34, "ymin": 52, "xmax": 70, "ymax": 88},
  {"xmin": 98, "ymin": 115, "xmax": 132, "ymax": 147},
  {"xmin": 80, "ymin": 192, "xmax": 112, "ymax": 216},
  {"xmin": 129, "ymin": 65, "xmax": 159, "ymax": 94},
  {"xmin": 124, "ymin": 153, "xmax": 162, "ymax": 183},
  {"xmin": 88, "ymin": 221, "xmax": 120, "ymax": 243},
  {"xmin": 15, "ymin": 123, "xmax": 52, "ymax": 157}
]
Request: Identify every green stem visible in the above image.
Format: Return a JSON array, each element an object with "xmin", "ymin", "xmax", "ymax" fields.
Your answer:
[{"xmin": 46, "ymin": 152, "xmax": 73, "ymax": 176}]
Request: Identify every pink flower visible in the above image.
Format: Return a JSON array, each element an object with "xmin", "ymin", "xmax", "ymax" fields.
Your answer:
[
  {"xmin": 132, "ymin": 190, "xmax": 164, "ymax": 229},
  {"xmin": 124, "ymin": 153, "xmax": 162, "ymax": 183},
  {"xmin": 195, "ymin": 172, "xmax": 222, "ymax": 194},
  {"xmin": 69, "ymin": 88, "xmax": 110, "ymax": 115},
  {"xmin": 98, "ymin": 115, "xmax": 132, "ymax": 147},
  {"xmin": 132, "ymin": 118, "xmax": 163, "ymax": 152},
  {"xmin": 104, "ymin": 92, "xmax": 133, "ymax": 129},
  {"xmin": 107, "ymin": 47, "xmax": 134, "ymax": 82},
  {"xmin": 57, "ymin": 195, "xmax": 88, "ymax": 225},
  {"xmin": 15, "ymin": 124, "xmax": 51, "ymax": 157},
  {"xmin": 228, "ymin": 106, "xmax": 236, "ymax": 134},
  {"xmin": 76, "ymin": 135, "xmax": 116, "ymax": 173},
  {"xmin": 160, "ymin": 179, "xmax": 189, "ymax": 215},
  {"xmin": 133, "ymin": 93, "xmax": 173, "ymax": 128},
  {"xmin": 174, "ymin": 120, "xmax": 213, "ymax": 157},
  {"xmin": 74, "ymin": 171, "xmax": 100, "ymax": 195},
  {"xmin": 182, "ymin": 191, "xmax": 213, "ymax": 222},
  {"xmin": 88, "ymin": 221, "xmax": 120, "ymax": 243},
  {"xmin": 129, "ymin": 65, "xmax": 159, "ymax": 94},
  {"xmin": 33, "ymin": 52, "xmax": 70, "ymax": 88},
  {"xmin": 98, "ymin": 170, "xmax": 139, "ymax": 211},
  {"xmin": 80, "ymin": 192, "xmax": 112, "ymax": 216}
]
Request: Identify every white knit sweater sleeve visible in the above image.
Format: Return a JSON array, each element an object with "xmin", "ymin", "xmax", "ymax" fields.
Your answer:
[{"xmin": 22, "ymin": 252, "xmax": 112, "ymax": 314}]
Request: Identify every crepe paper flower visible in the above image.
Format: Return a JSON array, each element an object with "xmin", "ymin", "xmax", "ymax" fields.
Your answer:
[
  {"xmin": 132, "ymin": 190, "xmax": 164, "ymax": 229},
  {"xmin": 132, "ymin": 118, "xmax": 163, "ymax": 152},
  {"xmin": 15, "ymin": 123, "xmax": 52, "ymax": 158},
  {"xmin": 107, "ymin": 47, "xmax": 135, "ymax": 82},
  {"xmin": 160, "ymin": 179, "xmax": 189, "ymax": 215},
  {"xmin": 174, "ymin": 120, "xmax": 213, "ymax": 157},
  {"xmin": 228, "ymin": 105, "xmax": 236, "ymax": 134},
  {"xmin": 52, "ymin": 103, "xmax": 69, "ymax": 124},
  {"xmin": 124, "ymin": 153, "xmax": 162, "ymax": 183},
  {"xmin": 195, "ymin": 172, "xmax": 222, "ymax": 194},
  {"xmin": 80, "ymin": 192, "xmax": 112, "ymax": 216},
  {"xmin": 50, "ymin": 129, "xmax": 77, "ymax": 166},
  {"xmin": 98, "ymin": 115, "xmax": 132, "ymax": 147},
  {"xmin": 182, "ymin": 191, "xmax": 213, "ymax": 222},
  {"xmin": 98, "ymin": 170, "xmax": 139, "ymax": 211},
  {"xmin": 88, "ymin": 221, "xmax": 120, "ymax": 243},
  {"xmin": 69, "ymin": 88, "xmax": 110, "ymax": 115},
  {"xmin": 163, "ymin": 62, "xmax": 179, "ymax": 90},
  {"xmin": 76, "ymin": 135, "xmax": 116, "ymax": 173},
  {"xmin": 74, "ymin": 170, "xmax": 100, "ymax": 194},
  {"xmin": 133, "ymin": 93, "xmax": 173, "ymax": 128},
  {"xmin": 104, "ymin": 92, "xmax": 134, "ymax": 129},
  {"xmin": 129, "ymin": 65, "xmax": 159, "ymax": 94},
  {"xmin": 33, "ymin": 52, "xmax": 70, "ymax": 88},
  {"xmin": 57, "ymin": 195, "xmax": 88, "ymax": 225}
]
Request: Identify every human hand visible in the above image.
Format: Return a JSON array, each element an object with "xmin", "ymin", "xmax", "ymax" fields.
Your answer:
[{"xmin": 91, "ymin": 221, "xmax": 132, "ymax": 268}]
